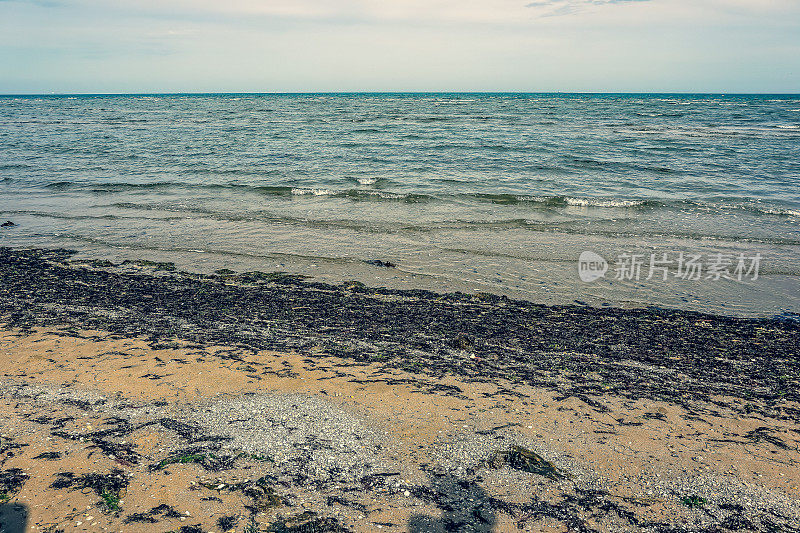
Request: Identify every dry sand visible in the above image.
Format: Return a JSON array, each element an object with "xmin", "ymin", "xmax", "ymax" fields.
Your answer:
[{"xmin": 0, "ymin": 327, "xmax": 798, "ymax": 532}]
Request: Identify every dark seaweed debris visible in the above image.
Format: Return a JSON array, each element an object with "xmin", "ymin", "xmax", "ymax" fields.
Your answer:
[
  {"xmin": 488, "ymin": 445, "xmax": 563, "ymax": 480},
  {"xmin": 155, "ymin": 418, "xmax": 230, "ymax": 444},
  {"xmin": 50, "ymin": 416, "xmax": 140, "ymax": 465},
  {"xmin": 409, "ymin": 467, "xmax": 793, "ymax": 533},
  {"xmin": 123, "ymin": 504, "xmax": 183, "ymax": 524},
  {"xmin": 364, "ymin": 259, "xmax": 396, "ymax": 268},
  {"xmin": 150, "ymin": 448, "xmax": 241, "ymax": 472},
  {"xmin": 216, "ymin": 515, "xmax": 239, "ymax": 530},
  {"xmin": 681, "ymin": 495, "xmax": 708, "ymax": 508},
  {"xmin": 0, "ymin": 469, "xmax": 29, "ymax": 501},
  {"xmin": 0, "ymin": 436, "xmax": 26, "ymax": 460},
  {"xmin": 33, "ymin": 452, "xmax": 61, "ymax": 460},
  {"xmin": 198, "ymin": 476, "xmax": 286, "ymax": 514},
  {"xmin": 171, "ymin": 526, "xmax": 204, "ymax": 533},
  {"xmin": 266, "ymin": 511, "xmax": 351, "ymax": 533},
  {"xmin": 50, "ymin": 469, "xmax": 128, "ymax": 512},
  {"xmin": 1, "ymin": 247, "xmax": 799, "ymax": 423}
]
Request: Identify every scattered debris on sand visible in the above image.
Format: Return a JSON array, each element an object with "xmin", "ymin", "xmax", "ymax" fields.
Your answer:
[{"xmin": 0, "ymin": 247, "xmax": 799, "ymax": 531}]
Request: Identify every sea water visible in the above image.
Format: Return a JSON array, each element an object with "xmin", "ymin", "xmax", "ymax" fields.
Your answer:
[{"xmin": 1, "ymin": 93, "xmax": 798, "ymax": 316}]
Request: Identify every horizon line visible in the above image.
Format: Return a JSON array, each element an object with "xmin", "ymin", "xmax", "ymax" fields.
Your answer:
[{"xmin": 2, "ymin": 91, "xmax": 799, "ymax": 97}]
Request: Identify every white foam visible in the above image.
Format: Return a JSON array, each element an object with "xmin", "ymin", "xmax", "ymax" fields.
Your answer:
[
  {"xmin": 360, "ymin": 190, "xmax": 404, "ymax": 200},
  {"xmin": 517, "ymin": 196, "xmax": 550, "ymax": 203},
  {"xmin": 763, "ymin": 208, "xmax": 800, "ymax": 217},
  {"xmin": 291, "ymin": 188, "xmax": 333, "ymax": 196},
  {"xmin": 565, "ymin": 198, "xmax": 645, "ymax": 208}
]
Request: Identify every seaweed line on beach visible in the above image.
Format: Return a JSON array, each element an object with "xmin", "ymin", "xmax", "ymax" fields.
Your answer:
[{"xmin": 1, "ymin": 247, "xmax": 799, "ymax": 424}]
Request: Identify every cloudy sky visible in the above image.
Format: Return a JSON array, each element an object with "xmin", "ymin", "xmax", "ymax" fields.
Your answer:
[{"xmin": 1, "ymin": 0, "xmax": 798, "ymax": 93}]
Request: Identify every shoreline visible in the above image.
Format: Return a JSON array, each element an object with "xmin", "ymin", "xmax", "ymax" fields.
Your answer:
[
  {"xmin": 2, "ymin": 247, "xmax": 798, "ymax": 412},
  {"xmin": 0, "ymin": 247, "xmax": 799, "ymax": 532}
]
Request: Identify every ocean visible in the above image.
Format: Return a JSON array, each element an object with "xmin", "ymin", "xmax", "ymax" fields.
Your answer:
[{"xmin": 1, "ymin": 93, "xmax": 798, "ymax": 317}]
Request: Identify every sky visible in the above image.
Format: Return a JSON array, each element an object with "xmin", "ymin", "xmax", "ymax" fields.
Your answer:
[{"xmin": 0, "ymin": 0, "xmax": 798, "ymax": 93}]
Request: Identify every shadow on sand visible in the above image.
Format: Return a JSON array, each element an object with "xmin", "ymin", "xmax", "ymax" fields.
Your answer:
[
  {"xmin": 408, "ymin": 472, "xmax": 496, "ymax": 533},
  {"xmin": 0, "ymin": 503, "xmax": 27, "ymax": 533}
]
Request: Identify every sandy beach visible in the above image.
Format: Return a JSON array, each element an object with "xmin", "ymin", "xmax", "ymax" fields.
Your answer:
[{"xmin": 1, "ymin": 247, "xmax": 799, "ymax": 532}]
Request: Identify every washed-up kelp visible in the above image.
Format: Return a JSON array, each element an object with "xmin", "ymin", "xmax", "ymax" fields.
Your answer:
[
  {"xmin": 488, "ymin": 445, "xmax": 564, "ymax": 480},
  {"xmin": 2, "ymin": 247, "xmax": 798, "ymax": 422}
]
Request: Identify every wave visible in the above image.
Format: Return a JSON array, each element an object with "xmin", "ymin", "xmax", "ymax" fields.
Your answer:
[
  {"xmin": 761, "ymin": 207, "xmax": 800, "ymax": 217},
  {"xmin": 53, "ymin": 234, "xmax": 364, "ymax": 266},
  {"xmin": 291, "ymin": 188, "xmax": 334, "ymax": 196},
  {"xmin": 15, "ymin": 179, "xmax": 800, "ymax": 218},
  {"xmin": 44, "ymin": 180, "xmax": 181, "ymax": 192},
  {"xmin": 45, "ymin": 228, "xmax": 800, "ymax": 273},
  {"xmin": 560, "ymin": 157, "xmax": 677, "ymax": 174},
  {"xmin": 634, "ymin": 112, "xmax": 687, "ymax": 118},
  {"xmin": 9, "ymin": 203, "xmax": 789, "ymax": 246},
  {"xmin": 565, "ymin": 197, "xmax": 649, "ymax": 208},
  {"xmin": 286, "ymin": 191, "xmax": 800, "ymax": 218},
  {"xmin": 0, "ymin": 209, "xmax": 187, "ymax": 222},
  {"xmin": 723, "ymin": 205, "xmax": 800, "ymax": 218},
  {"xmin": 468, "ymin": 193, "xmax": 662, "ymax": 208},
  {"xmin": 41, "ymin": 180, "xmax": 297, "ymax": 196}
]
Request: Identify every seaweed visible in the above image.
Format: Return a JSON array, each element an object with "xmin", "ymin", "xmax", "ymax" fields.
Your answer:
[
  {"xmin": 0, "ymin": 468, "xmax": 29, "ymax": 500},
  {"xmin": 50, "ymin": 417, "xmax": 141, "ymax": 465},
  {"xmin": 217, "ymin": 515, "xmax": 239, "ymax": 530},
  {"xmin": 746, "ymin": 427, "xmax": 792, "ymax": 450},
  {"xmin": 199, "ymin": 476, "xmax": 285, "ymax": 513},
  {"xmin": 266, "ymin": 511, "xmax": 351, "ymax": 533},
  {"xmin": 121, "ymin": 259, "xmax": 176, "ymax": 271},
  {"xmin": 2, "ymin": 247, "xmax": 800, "ymax": 532},
  {"xmin": 488, "ymin": 445, "xmax": 564, "ymax": 480},
  {"xmin": 152, "ymin": 452, "xmax": 209, "ymax": 471},
  {"xmin": 242, "ymin": 480, "xmax": 284, "ymax": 513},
  {"xmin": 0, "ymin": 436, "xmax": 26, "ymax": 458},
  {"xmin": 156, "ymin": 418, "xmax": 231, "ymax": 444},
  {"xmin": 237, "ymin": 271, "xmax": 309, "ymax": 284},
  {"xmin": 151, "ymin": 448, "xmax": 243, "ymax": 472},
  {"xmin": 1, "ymin": 246, "xmax": 797, "ymax": 424},
  {"xmin": 100, "ymin": 491, "xmax": 121, "ymax": 512},
  {"xmin": 33, "ymin": 452, "xmax": 61, "ymax": 460},
  {"xmin": 171, "ymin": 527, "xmax": 204, "ymax": 533},
  {"xmin": 681, "ymin": 494, "xmax": 708, "ymax": 509},
  {"xmin": 124, "ymin": 504, "xmax": 183, "ymax": 524},
  {"xmin": 50, "ymin": 469, "xmax": 128, "ymax": 513},
  {"xmin": 49, "ymin": 472, "xmax": 74, "ymax": 489},
  {"xmin": 364, "ymin": 260, "xmax": 396, "ymax": 268}
]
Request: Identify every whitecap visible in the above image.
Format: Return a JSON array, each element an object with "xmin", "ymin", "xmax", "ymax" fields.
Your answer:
[
  {"xmin": 565, "ymin": 197, "xmax": 645, "ymax": 208},
  {"xmin": 291, "ymin": 188, "xmax": 333, "ymax": 196},
  {"xmin": 762, "ymin": 208, "xmax": 800, "ymax": 217}
]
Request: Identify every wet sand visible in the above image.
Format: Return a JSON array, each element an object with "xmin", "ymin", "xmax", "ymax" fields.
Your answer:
[{"xmin": 0, "ymin": 247, "xmax": 799, "ymax": 532}]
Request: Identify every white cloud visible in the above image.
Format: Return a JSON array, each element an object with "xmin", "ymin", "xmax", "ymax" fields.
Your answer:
[
  {"xmin": 1, "ymin": 0, "xmax": 798, "ymax": 92},
  {"xmin": 60, "ymin": 0, "xmax": 586, "ymax": 24}
]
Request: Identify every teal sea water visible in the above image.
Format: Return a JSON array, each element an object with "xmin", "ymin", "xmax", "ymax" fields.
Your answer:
[{"xmin": 1, "ymin": 93, "xmax": 799, "ymax": 316}]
